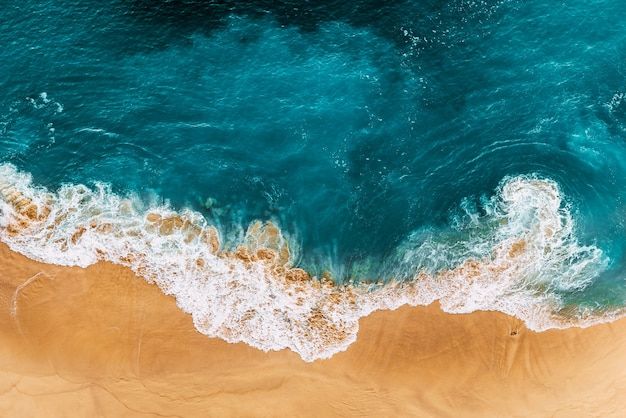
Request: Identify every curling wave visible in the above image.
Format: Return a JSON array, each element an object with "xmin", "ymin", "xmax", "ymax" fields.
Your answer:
[{"xmin": 0, "ymin": 163, "xmax": 621, "ymax": 361}]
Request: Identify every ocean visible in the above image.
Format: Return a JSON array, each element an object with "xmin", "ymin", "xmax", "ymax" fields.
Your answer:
[{"xmin": 1, "ymin": 0, "xmax": 625, "ymax": 360}]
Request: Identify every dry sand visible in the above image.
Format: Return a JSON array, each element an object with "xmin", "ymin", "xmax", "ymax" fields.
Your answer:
[{"xmin": 0, "ymin": 243, "xmax": 624, "ymax": 417}]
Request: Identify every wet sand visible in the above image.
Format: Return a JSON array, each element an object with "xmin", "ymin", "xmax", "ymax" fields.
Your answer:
[{"xmin": 0, "ymin": 243, "xmax": 624, "ymax": 417}]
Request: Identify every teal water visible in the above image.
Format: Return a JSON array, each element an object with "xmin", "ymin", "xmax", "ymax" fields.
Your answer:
[{"xmin": 1, "ymin": 0, "xmax": 626, "ymax": 323}]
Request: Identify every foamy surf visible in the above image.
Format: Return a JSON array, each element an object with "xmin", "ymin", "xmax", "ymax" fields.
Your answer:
[{"xmin": 0, "ymin": 163, "xmax": 621, "ymax": 361}]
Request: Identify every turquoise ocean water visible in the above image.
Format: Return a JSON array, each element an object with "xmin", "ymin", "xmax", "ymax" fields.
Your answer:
[{"xmin": 1, "ymin": 1, "xmax": 625, "ymax": 359}]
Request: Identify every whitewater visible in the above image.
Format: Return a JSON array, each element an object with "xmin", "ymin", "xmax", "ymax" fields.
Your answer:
[{"xmin": 0, "ymin": 163, "xmax": 620, "ymax": 361}]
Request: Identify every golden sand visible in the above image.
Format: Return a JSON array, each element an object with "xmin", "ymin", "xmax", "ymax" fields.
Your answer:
[{"xmin": 0, "ymin": 243, "xmax": 624, "ymax": 417}]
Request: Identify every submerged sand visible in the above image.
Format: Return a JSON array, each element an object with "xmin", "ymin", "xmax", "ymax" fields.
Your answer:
[{"xmin": 0, "ymin": 243, "xmax": 624, "ymax": 417}]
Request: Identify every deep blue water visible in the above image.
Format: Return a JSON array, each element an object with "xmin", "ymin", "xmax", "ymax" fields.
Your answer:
[{"xmin": 1, "ymin": 1, "xmax": 626, "ymax": 308}]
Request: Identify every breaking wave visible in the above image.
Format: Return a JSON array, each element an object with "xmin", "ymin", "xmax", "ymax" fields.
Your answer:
[{"xmin": 0, "ymin": 163, "xmax": 621, "ymax": 361}]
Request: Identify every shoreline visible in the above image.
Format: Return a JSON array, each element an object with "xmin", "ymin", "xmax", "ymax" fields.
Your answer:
[
  {"xmin": 0, "ymin": 243, "xmax": 625, "ymax": 416},
  {"xmin": 0, "ymin": 163, "xmax": 618, "ymax": 362}
]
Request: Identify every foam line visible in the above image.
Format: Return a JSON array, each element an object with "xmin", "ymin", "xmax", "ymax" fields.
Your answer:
[{"xmin": 0, "ymin": 164, "xmax": 621, "ymax": 361}]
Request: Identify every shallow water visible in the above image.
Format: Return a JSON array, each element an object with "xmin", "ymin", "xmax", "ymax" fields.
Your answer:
[{"xmin": 1, "ymin": 0, "xmax": 625, "ymax": 358}]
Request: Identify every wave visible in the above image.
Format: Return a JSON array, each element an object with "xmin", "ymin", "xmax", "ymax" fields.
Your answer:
[{"xmin": 0, "ymin": 163, "xmax": 622, "ymax": 361}]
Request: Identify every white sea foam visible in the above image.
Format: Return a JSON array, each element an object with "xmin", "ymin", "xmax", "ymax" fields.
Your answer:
[
  {"xmin": 607, "ymin": 91, "xmax": 624, "ymax": 112},
  {"xmin": 0, "ymin": 163, "xmax": 621, "ymax": 361}
]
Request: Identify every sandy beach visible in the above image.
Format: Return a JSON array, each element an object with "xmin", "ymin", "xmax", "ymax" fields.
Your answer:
[{"xmin": 0, "ymin": 242, "xmax": 624, "ymax": 417}]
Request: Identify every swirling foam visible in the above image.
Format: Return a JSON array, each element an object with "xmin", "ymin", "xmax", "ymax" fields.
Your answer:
[{"xmin": 0, "ymin": 163, "xmax": 621, "ymax": 361}]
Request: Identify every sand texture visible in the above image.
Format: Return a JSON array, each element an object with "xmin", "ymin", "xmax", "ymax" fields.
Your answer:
[{"xmin": 0, "ymin": 243, "xmax": 624, "ymax": 417}]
